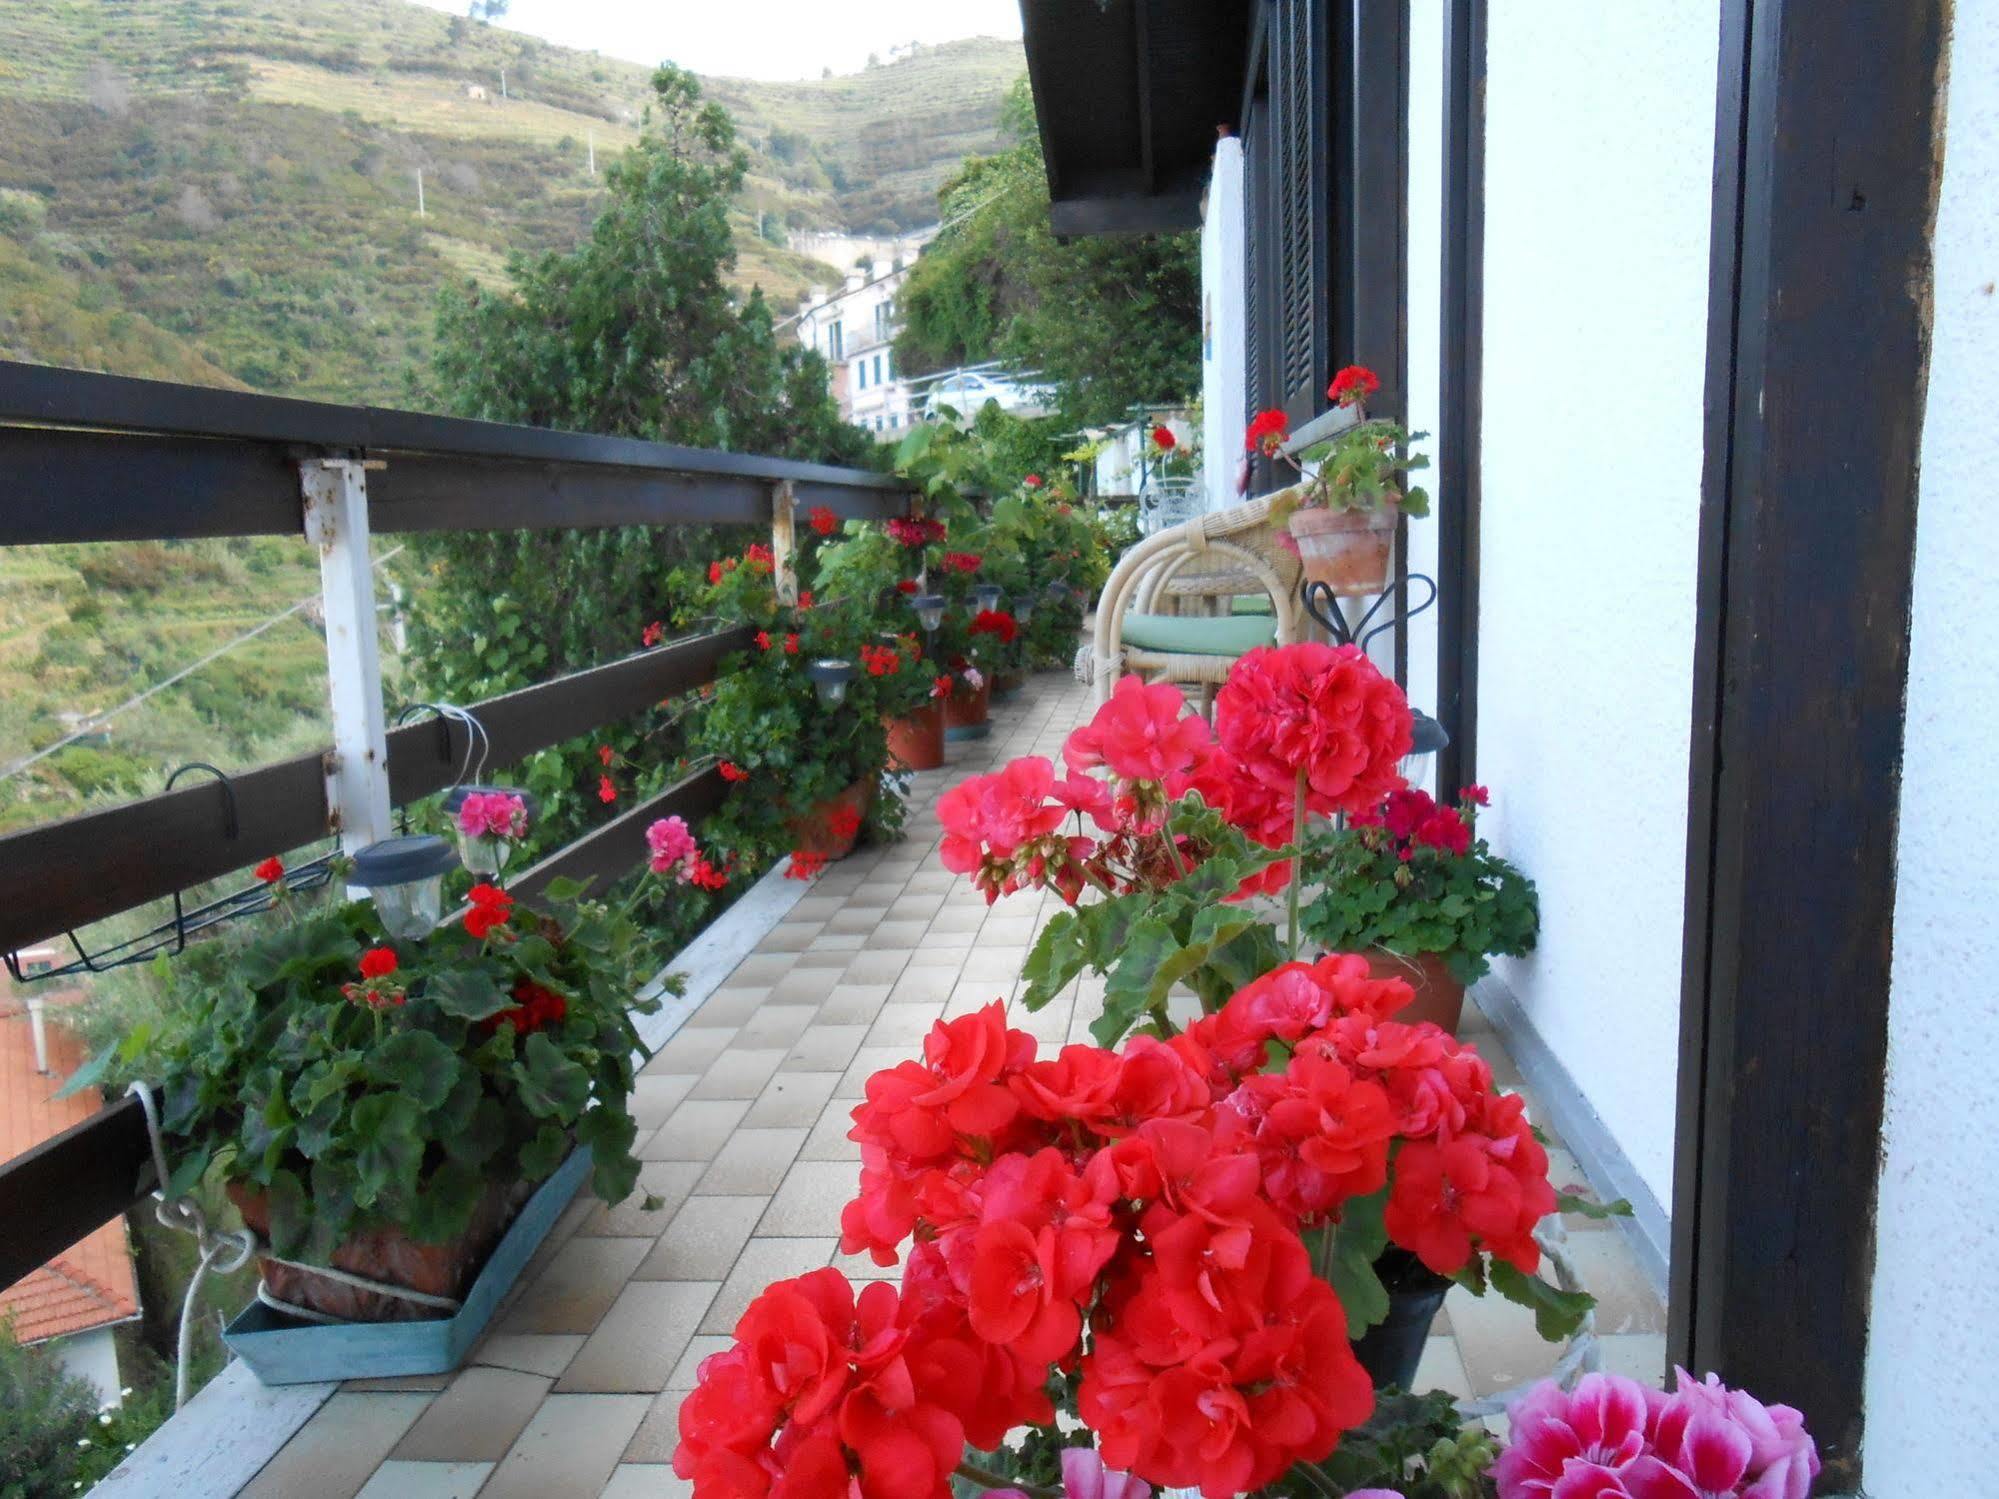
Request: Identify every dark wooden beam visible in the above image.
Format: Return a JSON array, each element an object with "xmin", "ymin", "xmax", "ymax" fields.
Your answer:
[
  {"xmin": 0, "ymin": 1095, "xmax": 152, "ymax": 1291},
  {"xmin": 1671, "ymin": 0, "xmax": 1945, "ymax": 1482},
  {"xmin": 507, "ymin": 766, "xmax": 729, "ymax": 905},
  {"xmin": 1436, "ymin": 0, "xmax": 1485, "ymax": 793},
  {"xmin": 1049, "ymin": 191, "xmax": 1206, "ymax": 238}
]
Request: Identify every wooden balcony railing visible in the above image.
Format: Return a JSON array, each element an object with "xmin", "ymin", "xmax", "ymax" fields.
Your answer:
[{"xmin": 0, "ymin": 358, "xmax": 913, "ymax": 1289}]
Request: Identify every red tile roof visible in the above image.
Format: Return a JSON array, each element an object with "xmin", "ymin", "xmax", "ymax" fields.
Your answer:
[{"xmin": 0, "ymin": 991, "xmax": 141, "ymax": 1345}]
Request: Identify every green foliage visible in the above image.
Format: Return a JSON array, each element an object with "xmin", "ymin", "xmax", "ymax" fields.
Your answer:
[
  {"xmin": 1311, "ymin": 1387, "xmax": 1501, "ymax": 1499},
  {"xmin": 1299, "ymin": 794, "xmax": 1539, "ymax": 985},
  {"xmin": 0, "ymin": 1325, "xmax": 100, "ymax": 1499},
  {"xmin": 1284, "ymin": 413, "xmax": 1434, "ymax": 520},
  {"xmin": 894, "ymin": 80, "xmax": 1201, "ymax": 427},
  {"xmin": 66, "ymin": 882, "xmax": 664, "ymax": 1258}
]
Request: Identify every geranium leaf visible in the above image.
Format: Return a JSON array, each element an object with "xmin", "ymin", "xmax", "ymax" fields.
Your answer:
[
  {"xmin": 1099, "ymin": 917, "xmax": 1178, "ymax": 1044},
  {"xmin": 1020, "ymin": 914, "xmax": 1087, "ymax": 1011},
  {"xmin": 519, "ymin": 1123, "xmax": 572, "ymax": 1183},
  {"xmin": 368, "ymin": 1030, "xmax": 465, "ymax": 1111},
  {"xmin": 516, "ymin": 1031, "xmax": 591, "ymax": 1120},
  {"xmin": 430, "ymin": 969, "xmax": 511, "ymax": 1022},
  {"xmin": 403, "ymin": 1160, "xmax": 487, "ymax": 1244},
  {"xmin": 1555, "ymin": 1191, "xmax": 1634, "ymax": 1221},
  {"xmin": 348, "ymin": 1093, "xmax": 425, "ymax": 1210},
  {"xmin": 1490, "ymin": 1260, "xmax": 1597, "ymax": 1342},
  {"xmin": 1327, "ymin": 1188, "xmax": 1393, "ymax": 1337}
]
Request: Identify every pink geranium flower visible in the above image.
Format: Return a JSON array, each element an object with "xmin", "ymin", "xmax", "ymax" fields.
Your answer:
[
  {"xmin": 457, "ymin": 790, "xmax": 527, "ymax": 840},
  {"xmin": 1063, "ymin": 674, "xmax": 1214, "ymax": 785},
  {"xmin": 645, "ymin": 814, "xmax": 699, "ymax": 878}
]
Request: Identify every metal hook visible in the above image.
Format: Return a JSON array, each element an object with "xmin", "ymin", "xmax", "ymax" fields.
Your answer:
[
  {"xmin": 165, "ymin": 761, "xmax": 240, "ymax": 841},
  {"xmin": 1300, "ymin": 573, "xmax": 1440, "ymax": 653}
]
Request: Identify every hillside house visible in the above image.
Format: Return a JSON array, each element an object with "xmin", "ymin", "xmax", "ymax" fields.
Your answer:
[{"xmin": 793, "ymin": 262, "xmax": 918, "ymax": 439}]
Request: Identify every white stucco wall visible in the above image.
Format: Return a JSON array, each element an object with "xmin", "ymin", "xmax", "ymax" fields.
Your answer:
[
  {"xmin": 1201, "ymin": 137, "xmax": 1247, "ymax": 513},
  {"xmin": 1402, "ymin": 0, "xmax": 1445, "ymax": 751},
  {"xmin": 1475, "ymin": 4, "xmax": 1717, "ymax": 1206},
  {"xmin": 53, "ymin": 1326, "xmax": 123, "ymax": 1407},
  {"xmin": 1864, "ymin": 8, "xmax": 1999, "ymax": 1492}
]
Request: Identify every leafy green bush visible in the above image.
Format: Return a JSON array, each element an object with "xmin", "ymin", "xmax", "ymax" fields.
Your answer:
[{"xmin": 0, "ymin": 1324, "xmax": 99, "ymax": 1499}]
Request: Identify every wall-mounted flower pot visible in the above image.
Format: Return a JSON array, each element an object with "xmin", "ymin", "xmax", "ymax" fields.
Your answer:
[
  {"xmin": 1365, "ymin": 947, "xmax": 1467, "ymax": 1035},
  {"xmin": 1350, "ymin": 1248, "xmax": 1452, "ymax": 1390},
  {"xmin": 1290, "ymin": 506, "xmax": 1397, "ymax": 597},
  {"xmin": 886, "ymin": 703, "xmax": 946, "ymax": 771},
  {"xmin": 221, "ymin": 1148, "xmax": 591, "ymax": 1385},
  {"xmin": 944, "ymin": 678, "xmax": 991, "ymax": 741},
  {"xmin": 787, "ymin": 777, "xmax": 876, "ymax": 860}
]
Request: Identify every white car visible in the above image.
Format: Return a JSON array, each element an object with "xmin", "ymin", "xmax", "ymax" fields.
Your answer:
[{"xmin": 919, "ymin": 369, "xmax": 1057, "ymax": 422}]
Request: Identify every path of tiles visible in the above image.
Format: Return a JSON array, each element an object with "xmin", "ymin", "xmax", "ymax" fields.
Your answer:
[{"xmin": 240, "ymin": 671, "xmax": 1664, "ymax": 1499}]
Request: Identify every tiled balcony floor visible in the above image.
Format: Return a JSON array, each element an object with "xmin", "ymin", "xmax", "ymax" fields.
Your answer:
[{"xmin": 237, "ymin": 671, "xmax": 1664, "ymax": 1499}]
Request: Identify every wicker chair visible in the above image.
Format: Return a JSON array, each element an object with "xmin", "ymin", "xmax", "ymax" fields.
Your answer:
[{"xmin": 1083, "ymin": 495, "xmax": 1304, "ymax": 709}]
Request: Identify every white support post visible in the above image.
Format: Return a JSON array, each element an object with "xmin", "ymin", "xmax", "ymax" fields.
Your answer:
[
  {"xmin": 301, "ymin": 459, "xmax": 392, "ymax": 875},
  {"xmin": 770, "ymin": 480, "xmax": 799, "ymax": 606}
]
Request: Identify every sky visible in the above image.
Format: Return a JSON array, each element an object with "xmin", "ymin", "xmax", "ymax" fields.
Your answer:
[{"xmin": 411, "ymin": 0, "xmax": 1023, "ymax": 82}]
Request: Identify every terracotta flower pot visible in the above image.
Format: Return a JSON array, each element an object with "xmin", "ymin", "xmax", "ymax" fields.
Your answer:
[
  {"xmin": 227, "ymin": 1178, "xmax": 521, "ymax": 1323},
  {"xmin": 944, "ymin": 678, "xmax": 990, "ymax": 729},
  {"xmin": 885, "ymin": 702, "xmax": 946, "ymax": 771},
  {"xmin": 787, "ymin": 777, "xmax": 876, "ymax": 860},
  {"xmin": 993, "ymin": 667, "xmax": 1026, "ymax": 698},
  {"xmin": 1365, "ymin": 948, "xmax": 1467, "ymax": 1035},
  {"xmin": 1290, "ymin": 506, "xmax": 1397, "ymax": 597}
]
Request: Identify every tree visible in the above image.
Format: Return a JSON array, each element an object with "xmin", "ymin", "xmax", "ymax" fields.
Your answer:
[
  {"xmin": 894, "ymin": 79, "xmax": 1201, "ymax": 428},
  {"xmin": 404, "ymin": 66, "xmax": 871, "ymax": 864}
]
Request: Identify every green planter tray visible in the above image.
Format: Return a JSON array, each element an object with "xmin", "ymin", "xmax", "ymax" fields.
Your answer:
[{"xmin": 221, "ymin": 1146, "xmax": 592, "ymax": 1386}]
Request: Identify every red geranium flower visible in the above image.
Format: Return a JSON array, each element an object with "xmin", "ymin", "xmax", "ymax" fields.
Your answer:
[
  {"xmin": 641, "ymin": 620, "xmax": 664, "ymax": 647},
  {"xmin": 808, "ymin": 504, "xmax": 838, "ymax": 536},
  {"xmin": 968, "ymin": 609, "xmax": 1017, "ymax": 644},
  {"xmin": 784, "ymin": 633, "xmax": 800, "ymax": 655},
  {"xmin": 597, "ymin": 743, "xmax": 613, "ymax": 767},
  {"xmin": 598, "ymin": 774, "xmax": 617, "ymax": 804},
  {"xmin": 1459, "ymin": 783, "xmax": 1490, "ymax": 806},
  {"xmin": 1024, "ymin": 474, "xmax": 1043, "ymax": 488},
  {"xmin": 799, "ymin": 589, "xmax": 814, "ymax": 608},
  {"xmin": 1329, "ymin": 363, "xmax": 1382, "ymax": 407},
  {"xmin": 719, "ymin": 760, "xmax": 749, "ymax": 783},
  {"xmin": 707, "ymin": 560, "xmax": 726, "ymax": 585},
  {"xmin": 943, "ymin": 551, "xmax": 983, "ymax": 575},
  {"xmin": 1213, "ymin": 641, "xmax": 1412, "ymax": 818},
  {"xmin": 357, "ymin": 946, "xmax": 398, "ymax": 981},
  {"xmin": 1063, "ymin": 674, "xmax": 1213, "ymax": 785},
  {"xmin": 1245, "ymin": 408, "xmax": 1290, "ymax": 455},
  {"xmin": 744, "ymin": 542, "xmax": 775, "ymax": 573},
  {"xmin": 685, "ymin": 855, "xmax": 729, "ymax": 890},
  {"xmin": 754, "ymin": 630, "xmax": 772, "ymax": 651},
  {"xmin": 827, "ymin": 806, "xmax": 863, "ymax": 841},
  {"xmin": 931, "ymin": 674, "xmax": 953, "ymax": 699},
  {"xmin": 1151, "ymin": 424, "xmax": 1177, "ymax": 452},
  {"xmin": 463, "ymin": 882, "xmax": 513, "ymax": 939},
  {"xmin": 253, "ymin": 856, "xmax": 285, "ymax": 884},
  {"xmin": 897, "ymin": 578, "xmax": 920, "ymax": 594},
  {"xmin": 786, "ymin": 850, "xmax": 827, "ymax": 880}
]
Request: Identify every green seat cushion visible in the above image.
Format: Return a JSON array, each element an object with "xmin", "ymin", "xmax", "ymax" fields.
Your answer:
[
  {"xmin": 1121, "ymin": 611, "xmax": 1279, "ymax": 656},
  {"xmin": 1229, "ymin": 595, "xmax": 1276, "ymax": 616}
]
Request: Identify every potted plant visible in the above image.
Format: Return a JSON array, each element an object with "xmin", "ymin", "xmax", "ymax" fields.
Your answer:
[
  {"xmin": 1300, "ymin": 785, "xmax": 1540, "ymax": 1034},
  {"xmin": 1255, "ymin": 364, "xmax": 1432, "ymax": 598},
  {"xmin": 815, "ymin": 520, "xmax": 952, "ymax": 771},
  {"xmin": 676, "ymin": 541, "xmax": 907, "ymax": 872},
  {"xmin": 66, "ymin": 824, "xmax": 707, "ymax": 1332}
]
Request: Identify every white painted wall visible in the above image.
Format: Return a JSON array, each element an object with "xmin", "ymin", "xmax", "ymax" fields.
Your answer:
[
  {"xmin": 1864, "ymin": 8, "xmax": 1999, "ymax": 1492},
  {"xmin": 53, "ymin": 1326, "xmax": 123, "ymax": 1407},
  {"xmin": 1475, "ymin": 3, "xmax": 1718, "ymax": 1207},
  {"xmin": 1201, "ymin": 137, "xmax": 1247, "ymax": 514},
  {"xmin": 1403, "ymin": 0, "xmax": 1445, "ymax": 739}
]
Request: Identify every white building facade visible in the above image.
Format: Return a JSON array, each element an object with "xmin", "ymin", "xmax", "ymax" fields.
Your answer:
[{"xmin": 793, "ymin": 264, "xmax": 920, "ymax": 441}]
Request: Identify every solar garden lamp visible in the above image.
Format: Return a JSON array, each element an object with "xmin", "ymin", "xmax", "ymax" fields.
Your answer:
[
  {"xmin": 352, "ymin": 834, "xmax": 459, "ymax": 939},
  {"xmin": 807, "ymin": 658, "xmax": 857, "ymax": 708}
]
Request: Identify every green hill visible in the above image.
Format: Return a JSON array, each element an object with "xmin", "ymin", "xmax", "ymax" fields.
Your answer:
[{"xmin": 0, "ymin": 0, "xmax": 1020, "ymax": 401}]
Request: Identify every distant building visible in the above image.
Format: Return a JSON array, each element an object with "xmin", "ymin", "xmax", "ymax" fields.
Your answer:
[
  {"xmin": 794, "ymin": 263, "xmax": 919, "ymax": 441},
  {"xmin": 0, "ymin": 950, "xmax": 138, "ymax": 1406}
]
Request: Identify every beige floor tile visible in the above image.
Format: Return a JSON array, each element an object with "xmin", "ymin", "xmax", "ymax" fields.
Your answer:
[
  {"xmin": 1565, "ymin": 1232, "xmax": 1667, "ymax": 1334},
  {"xmin": 789, "ymin": 894, "xmax": 846, "ymax": 920},
  {"xmin": 354, "ymin": 1461, "xmax": 492, "ymax": 1499},
  {"xmin": 838, "ymin": 1045, "xmax": 916, "ymax": 1098},
  {"xmin": 842, "ymin": 949, "xmax": 912, "ymax": 985},
  {"xmin": 640, "ymin": 1098, "xmax": 753, "ymax": 1160},
  {"xmin": 472, "ymin": 1333, "xmax": 586, "ymax": 1379},
  {"xmin": 1594, "ymin": 1332, "xmax": 1670, "ymax": 1384},
  {"xmin": 627, "ymin": 1075, "xmax": 697, "ymax": 1130},
  {"xmin": 758, "ymin": 1160, "xmax": 862, "ymax": 1236},
  {"xmin": 394, "ymin": 1368, "xmax": 552, "ymax": 1462},
  {"xmin": 979, "ymin": 916, "xmax": 1042, "ymax": 945},
  {"xmin": 604, "ymin": 1462, "xmax": 691, "ymax": 1499},
  {"xmin": 903, "ymin": 871, "xmax": 957, "ymax": 895},
  {"xmin": 637, "ymin": 1195, "xmax": 770, "ymax": 1281},
  {"xmin": 559, "ymin": 1280, "xmax": 721, "ymax": 1393},
  {"xmin": 1413, "ymin": 1334, "xmax": 1475, "ymax": 1399},
  {"xmin": 644, "ymin": 1026, "xmax": 739, "ymax": 1076},
  {"xmin": 814, "ymin": 984, "xmax": 893, "ymax": 1025},
  {"xmin": 744, "ymin": 1069, "xmax": 842, "ymax": 1126},
  {"xmin": 950, "ymin": 979, "xmax": 1013, "ymax": 1013},
  {"xmin": 869, "ymin": 918, "xmax": 933, "ymax": 948},
  {"xmin": 780, "ymin": 1023, "xmax": 870, "ymax": 1073},
  {"xmin": 683, "ymin": 987, "xmax": 766, "ymax": 1027},
  {"xmin": 479, "ymin": 1393, "xmax": 652, "ymax": 1499},
  {"xmin": 1009, "ymin": 997, "xmax": 1075, "ymax": 1043},
  {"xmin": 865, "ymin": 1001, "xmax": 947, "ymax": 1046},
  {"xmin": 698, "ymin": 1126, "xmax": 809, "ymax": 1194},
  {"xmin": 700, "ymin": 1237, "xmax": 840, "ymax": 1334},
  {"xmin": 887, "ymin": 893, "xmax": 947, "ymax": 921},
  {"xmin": 826, "ymin": 906, "xmax": 885, "ymax": 934},
  {"xmin": 886, "ymin": 966, "xmax": 960, "ymax": 1004},
  {"xmin": 623, "ymin": 1390, "xmax": 689, "ymax": 1463},
  {"xmin": 725, "ymin": 953, "xmax": 796, "ymax": 986},
  {"xmin": 497, "ymin": 1236, "xmax": 652, "ymax": 1336},
  {"xmin": 799, "ymin": 1109, "xmax": 862, "ymax": 1161},
  {"xmin": 928, "ymin": 905, "xmax": 986, "ymax": 934},
  {"xmin": 904, "ymin": 945, "xmax": 969, "ymax": 969},
  {"xmin": 1445, "ymin": 1283, "xmax": 1571, "ymax": 1397},
  {"xmin": 240, "ymin": 1392, "xmax": 433, "ymax": 1499},
  {"xmin": 579, "ymin": 1160, "xmax": 705, "ymax": 1237},
  {"xmin": 689, "ymin": 1046, "xmax": 788, "ymax": 1100},
  {"xmin": 961, "ymin": 945, "xmax": 1031, "ymax": 981},
  {"xmin": 734, "ymin": 1003, "xmax": 818, "ymax": 1048},
  {"xmin": 760, "ymin": 922, "xmax": 825, "ymax": 951},
  {"xmin": 770, "ymin": 965, "xmax": 841, "ymax": 1001}
]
